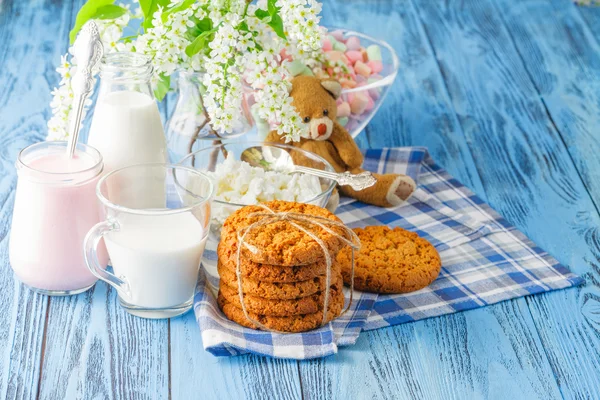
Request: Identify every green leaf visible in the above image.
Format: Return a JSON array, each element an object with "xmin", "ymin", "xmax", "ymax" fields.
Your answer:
[
  {"xmin": 268, "ymin": 13, "xmax": 286, "ymax": 40},
  {"xmin": 69, "ymin": 0, "xmax": 114, "ymax": 44},
  {"xmin": 139, "ymin": 0, "xmax": 170, "ymax": 30},
  {"xmin": 254, "ymin": 3, "xmax": 286, "ymax": 40},
  {"xmin": 254, "ymin": 9, "xmax": 270, "ymax": 19},
  {"xmin": 196, "ymin": 17, "xmax": 212, "ymax": 32},
  {"xmin": 154, "ymin": 74, "xmax": 170, "ymax": 101},
  {"xmin": 92, "ymin": 4, "xmax": 127, "ymax": 20},
  {"xmin": 267, "ymin": 0, "xmax": 278, "ymax": 15},
  {"xmin": 185, "ymin": 30, "xmax": 212, "ymax": 57}
]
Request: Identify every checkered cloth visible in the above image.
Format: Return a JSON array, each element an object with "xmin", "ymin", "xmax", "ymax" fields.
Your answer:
[{"xmin": 194, "ymin": 147, "xmax": 583, "ymax": 359}]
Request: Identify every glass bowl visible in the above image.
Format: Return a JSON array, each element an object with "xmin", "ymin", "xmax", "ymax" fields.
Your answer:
[
  {"xmin": 177, "ymin": 141, "xmax": 337, "ymax": 274},
  {"xmin": 326, "ymin": 28, "xmax": 400, "ymax": 138}
]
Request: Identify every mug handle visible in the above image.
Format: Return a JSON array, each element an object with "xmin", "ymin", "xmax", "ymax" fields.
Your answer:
[{"xmin": 84, "ymin": 220, "xmax": 130, "ymax": 296}]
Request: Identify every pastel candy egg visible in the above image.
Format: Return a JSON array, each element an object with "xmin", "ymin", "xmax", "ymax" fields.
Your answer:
[
  {"xmin": 354, "ymin": 61, "xmax": 372, "ymax": 77},
  {"xmin": 322, "ymin": 37, "xmax": 333, "ymax": 51},
  {"xmin": 333, "ymin": 40, "xmax": 347, "ymax": 52},
  {"xmin": 346, "ymin": 92, "xmax": 355, "ymax": 104},
  {"xmin": 350, "ymin": 93, "xmax": 369, "ymax": 114},
  {"xmin": 367, "ymin": 60, "xmax": 383, "ymax": 74},
  {"xmin": 366, "ymin": 44, "xmax": 382, "ymax": 61},
  {"xmin": 325, "ymin": 50, "xmax": 345, "ymax": 63},
  {"xmin": 337, "ymin": 101, "xmax": 351, "ymax": 118},
  {"xmin": 364, "ymin": 95, "xmax": 375, "ymax": 112},
  {"xmin": 356, "ymin": 74, "xmax": 367, "ymax": 84},
  {"xmin": 287, "ymin": 59, "xmax": 307, "ymax": 76},
  {"xmin": 341, "ymin": 53, "xmax": 351, "ymax": 65},
  {"xmin": 345, "ymin": 50, "xmax": 363, "ymax": 64},
  {"xmin": 340, "ymin": 78, "xmax": 357, "ymax": 89},
  {"xmin": 368, "ymin": 88, "xmax": 381, "ymax": 100},
  {"xmin": 345, "ymin": 36, "xmax": 361, "ymax": 51},
  {"xmin": 337, "ymin": 116, "xmax": 349, "ymax": 127},
  {"xmin": 330, "ymin": 30, "xmax": 345, "ymax": 41},
  {"xmin": 300, "ymin": 66, "xmax": 314, "ymax": 76}
]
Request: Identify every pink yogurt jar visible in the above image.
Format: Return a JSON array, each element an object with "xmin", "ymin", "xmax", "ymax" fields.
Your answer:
[{"xmin": 9, "ymin": 141, "xmax": 108, "ymax": 295}]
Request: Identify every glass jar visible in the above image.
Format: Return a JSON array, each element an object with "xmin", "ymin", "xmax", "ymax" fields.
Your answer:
[
  {"xmin": 165, "ymin": 71, "xmax": 256, "ymax": 163},
  {"xmin": 87, "ymin": 52, "xmax": 167, "ymax": 174},
  {"xmin": 9, "ymin": 141, "xmax": 108, "ymax": 295}
]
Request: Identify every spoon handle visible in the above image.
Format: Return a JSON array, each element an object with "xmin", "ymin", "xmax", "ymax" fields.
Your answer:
[
  {"xmin": 65, "ymin": 21, "xmax": 103, "ymax": 158},
  {"xmin": 294, "ymin": 166, "xmax": 377, "ymax": 191}
]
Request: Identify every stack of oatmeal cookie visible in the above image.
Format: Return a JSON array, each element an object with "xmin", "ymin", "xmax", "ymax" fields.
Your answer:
[{"xmin": 216, "ymin": 200, "xmax": 349, "ymax": 333}]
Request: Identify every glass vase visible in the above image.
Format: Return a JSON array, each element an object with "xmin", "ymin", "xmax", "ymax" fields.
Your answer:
[{"xmin": 165, "ymin": 71, "xmax": 256, "ymax": 163}]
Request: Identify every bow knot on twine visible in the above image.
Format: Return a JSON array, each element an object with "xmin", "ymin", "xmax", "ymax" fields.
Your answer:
[{"xmin": 235, "ymin": 204, "xmax": 361, "ymax": 333}]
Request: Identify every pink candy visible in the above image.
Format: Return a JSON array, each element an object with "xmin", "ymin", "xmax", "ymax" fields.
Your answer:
[
  {"xmin": 325, "ymin": 50, "xmax": 349, "ymax": 65},
  {"xmin": 330, "ymin": 30, "xmax": 345, "ymax": 41},
  {"xmin": 367, "ymin": 60, "xmax": 383, "ymax": 73},
  {"xmin": 345, "ymin": 36, "xmax": 361, "ymax": 51},
  {"xmin": 345, "ymin": 50, "xmax": 363, "ymax": 65},
  {"xmin": 322, "ymin": 38, "xmax": 332, "ymax": 52},
  {"xmin": 354, "ymin": 61, "xmax": 372, "ymax": 77},
  {"xmin": 350, "ymin": 93, "xmax": 369, "ymax": 114},
  {"xmin": 337, "ymin": 101, "xmax": 351, "ymax": 118}
]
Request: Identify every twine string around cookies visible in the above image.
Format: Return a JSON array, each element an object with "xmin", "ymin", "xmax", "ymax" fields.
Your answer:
[{"xmin": 234, "ymin": 204, "xmax": 361, "ymax": 334}]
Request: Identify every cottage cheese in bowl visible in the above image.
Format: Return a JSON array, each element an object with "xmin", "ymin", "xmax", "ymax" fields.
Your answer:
[{"xmin": 207, "ymin": 153, "xmax": 324, "ymax": 225}]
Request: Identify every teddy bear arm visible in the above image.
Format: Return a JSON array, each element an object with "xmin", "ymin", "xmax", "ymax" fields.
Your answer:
[
  {"xmin": 328, "ymin": 123, "xmax": 364, "ymax": 170},
  {"xmin": 299, "ymin": 141, "xmax": 347, "ymax": 173}
]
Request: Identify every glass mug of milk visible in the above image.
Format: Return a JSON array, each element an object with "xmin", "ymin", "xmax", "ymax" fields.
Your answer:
[
  {"xmin": 84, "ymin": 164, "xmax": 214, "ymax": 319},
  {"xmin": 9, "ymin": 141, "xmax": 108, "ymax": 295}
]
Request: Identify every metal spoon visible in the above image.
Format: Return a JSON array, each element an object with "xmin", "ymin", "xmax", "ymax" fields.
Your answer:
[
  {"xmin": 241, "ymin": 146, "xmax": 377, "ymax": 191},
  {"xmin": 65, "ymin": 21, "xmax": 104, "ymax": 158}
]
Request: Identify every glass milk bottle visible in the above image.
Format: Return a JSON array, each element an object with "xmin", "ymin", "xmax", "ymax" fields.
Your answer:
[{"xmin": 88, "ymin": 52, "xmax": 167, "ymax": 173}]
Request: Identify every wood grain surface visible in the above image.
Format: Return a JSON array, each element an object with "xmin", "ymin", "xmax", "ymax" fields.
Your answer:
[{"xmin": 0, "ymin": 0, "xmax": 598, "ymax": 399}]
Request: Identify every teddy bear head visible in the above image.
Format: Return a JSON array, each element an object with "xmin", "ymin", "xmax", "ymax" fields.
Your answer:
[{"xmin": 289, "ymin": 76, "xmax": 342, "ymax": 141}]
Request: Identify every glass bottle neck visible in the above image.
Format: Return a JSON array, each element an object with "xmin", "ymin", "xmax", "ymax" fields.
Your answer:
[{"xmin": 98, "ymin": 52, "xmax": 154, "ymax": 98}]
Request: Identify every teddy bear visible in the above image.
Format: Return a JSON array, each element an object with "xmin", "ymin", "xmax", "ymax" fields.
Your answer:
[{"xmin": 265, "ymin": 75, "xmax": 416, "ymax": 209}]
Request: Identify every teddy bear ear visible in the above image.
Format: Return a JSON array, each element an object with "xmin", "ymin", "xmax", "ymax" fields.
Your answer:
[{"xmin": 320, "ymin": 80, "xmax": 342, "ymax": 99}]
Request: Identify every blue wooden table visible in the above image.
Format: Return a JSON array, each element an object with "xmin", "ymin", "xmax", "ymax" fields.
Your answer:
[{"xmin": 1, "ymin": 0, "xmax": 599, "ymax": 398}]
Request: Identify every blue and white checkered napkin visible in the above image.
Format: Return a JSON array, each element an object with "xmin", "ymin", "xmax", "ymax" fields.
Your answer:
[{"xmin": 194, "ymin": 147, "xmax": 583, "ymax": 359}]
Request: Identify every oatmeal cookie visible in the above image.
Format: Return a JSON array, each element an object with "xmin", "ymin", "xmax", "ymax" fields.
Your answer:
[
  {"xmin": 219, "ymin": 281, "xmax": 342, "ymax": 317},
  {"xmin": 218, "ymin": 262, "xmax": 342, "ymax": 299},
  {"xmin": 337, "ymin": 226, "xmax": 441, "ymax": 293},
  {"xmin": 217, "ymin": 289, "xmax": 345, "ymax": 332},
  {"xmin": 221, "ymin": 200, "xmax": 347, "ymax": 266},
  {"xmin": 217, "ymin": 241, "xmax": 340, "ymax": 283}
]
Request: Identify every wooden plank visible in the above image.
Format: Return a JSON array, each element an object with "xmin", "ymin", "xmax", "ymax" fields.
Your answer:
[
  {"xmin": 298, "ymin": 1, "xmax": 564, "ymax": 399},
  {"xmin": 578, "ymin": 3, "xmax": 600, "ymax": 35},
  {"xmin": 411, "ymin": 0, "xmax": 600, "ymax": 398},
  {"xmin": 170, "ymin": 312, "xmax": 302, "ymax": 400},
  {"xmin": 36, "ymin": 1, "xmax": 170, "ymax": 398},
  {"xmin": 0, "ymin": 0, "xmax": 79, "ymax": 398},
  {"xmin": 488, "ymin": 0, "xmax": 600, "ymax": 397}
]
